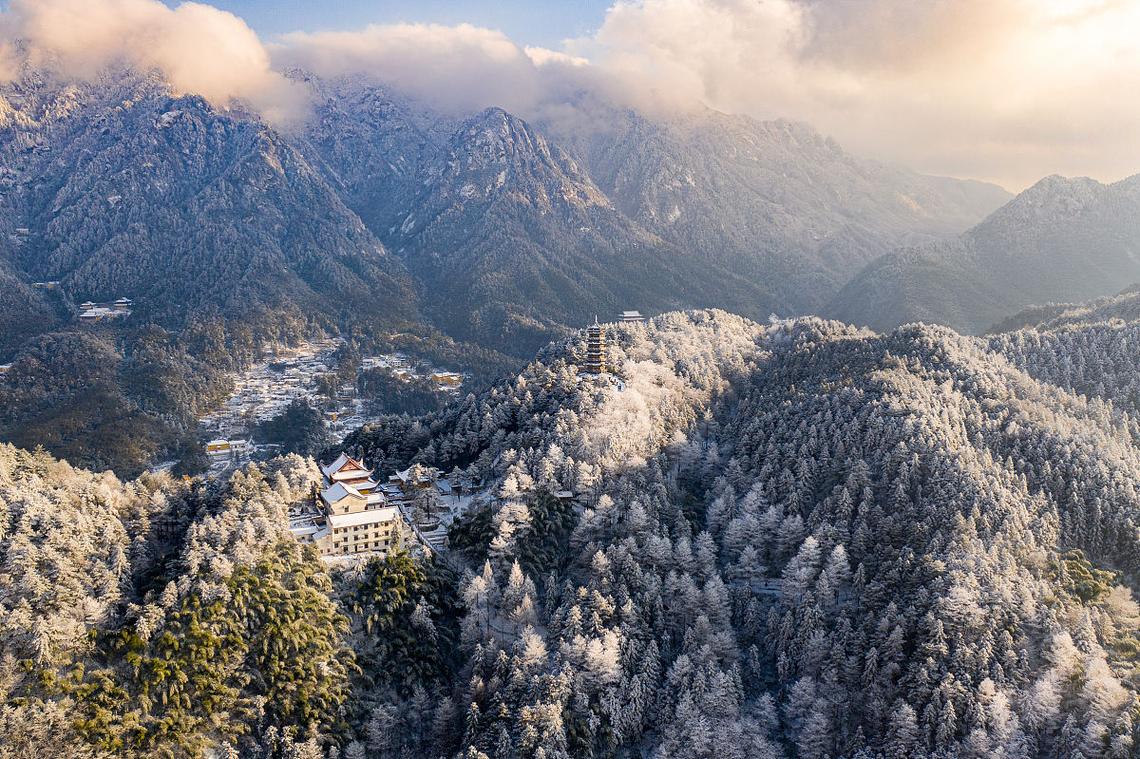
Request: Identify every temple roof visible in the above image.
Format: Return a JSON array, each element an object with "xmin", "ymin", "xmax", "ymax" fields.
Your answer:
[{"xmin": 321, "ymin": 452, "xmax": 370, "ymax": 479}]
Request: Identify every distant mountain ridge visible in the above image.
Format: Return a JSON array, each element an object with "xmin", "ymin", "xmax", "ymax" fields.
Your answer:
[
  {"xmin": 545, "ymin": 105, "xmax": 1012, "ymax": 312},
  {"xmin": 0, "ymin": 68, "xmax": 1011, "ymax": 360},
  {"xmin": 0, "ymin": 67, "xmax": 1013, "ymax": 472},
  {"xmin": 292, "ymin": 76, "xmax": 1010, "ymax": 352},
  {"xmin": 828, "ymin": 173, "xmax": 1140, "ymax": 334}
]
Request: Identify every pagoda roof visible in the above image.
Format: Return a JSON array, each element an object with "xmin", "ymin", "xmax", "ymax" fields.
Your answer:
[{"xmin": 330, "ymin": 469, "xmax": 375, "ymax": 483}]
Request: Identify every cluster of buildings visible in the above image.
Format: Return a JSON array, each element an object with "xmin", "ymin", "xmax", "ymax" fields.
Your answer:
[
  {"xmin": 361, "ymin": 352, "xmax": 466, "ymax": 391},
  {"xmin": 78, "ymin": 298, "xmax": 132, "ymax": 323},
  {"xmin": 198, "ymin": 342, "xmax": 467, "ymax": 478},
  {"xmin": 289, "ymin": 452, "xmax": 480, "ymax": 559},
  {"xmin": 199, "ymin": 340, "xmax": 363, "ymax": 446},
  {"xmin": 205, "ymin": 438, "xmax": 253, "ymax": 466}
]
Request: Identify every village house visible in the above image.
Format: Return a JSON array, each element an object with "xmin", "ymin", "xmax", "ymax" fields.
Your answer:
[
  {"xmin": 205, "ymin": 438, "xmax": 251, "ymax": 464},
  {"xmin": 431, "ymin": 371, "xmax": 464, "ymax": 390}
]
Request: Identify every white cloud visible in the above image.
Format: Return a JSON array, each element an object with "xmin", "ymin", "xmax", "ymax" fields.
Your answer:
[
  {"xmin": 572, "ymin": 0, "xmax": 1140, "ymax": 189},
  {"xmin": 266, "ymin": 0, "xmax": 1140, "ymax": 188},
  {"xmin": 524, "ymin": 46, "xmax": 589, "ymax": 68},
  {"xmin": 274, "ymin": 23, "xmax": 534, "ymax": 115},
  {"xmin": 2, "ymin": 0, "xmax": 1138, "ymax": 187},
  {"xmin": 0, "ymin": 0, "xmax": 308, "ymax": 127},
  {"xmin": 273, "ymin": 22, "xmax": 596, "ymax": 117}
]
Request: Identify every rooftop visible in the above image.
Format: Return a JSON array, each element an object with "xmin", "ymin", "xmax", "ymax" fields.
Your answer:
[{"xmin": 327, "ymin": 506, "xmax": 400, "ymax": 529}]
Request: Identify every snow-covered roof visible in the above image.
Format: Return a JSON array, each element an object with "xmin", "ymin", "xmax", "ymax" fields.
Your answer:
[
  {"xmin": 322, "ymin": 452, "xmax": 369, "ymax": 479},
  {"xmin": 321, "ymin": 482, "xmax": 365, "ymax": 504},
  {"xmin": 330, "ymin": 469, "xmax": 374, "ymax": 483},
  {"xmin": 321, "ymin": 453, "xmax": 350, "ymax": 477}
]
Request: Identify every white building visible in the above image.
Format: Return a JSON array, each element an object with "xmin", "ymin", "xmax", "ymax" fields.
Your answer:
[
  {"xmin": 289, "ymin": 454, "xmax": 406, "ymax": 558},
  {"xmin": 205, "ymin": 438, "xmax": 251, "ymax": 463}
]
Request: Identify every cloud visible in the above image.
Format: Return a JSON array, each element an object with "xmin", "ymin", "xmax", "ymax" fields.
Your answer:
[
  {"xmin": 524, "ymin": 46, "xmax": 589, "ymax": 68},
  {"xmin": 273, "ymin": 22, "xmax": 595, "ymax": 117},
  {"xmin": 0, "ymin": 0, "xmax": 307, "ymax": 127},
  {"xmin": 570, "ymin": 0, "xmax": 1140, "ymax": 189},
  {"xmin": 2, "ymin": 0, "xmax": 1138, "ymax": 187},
  {"xmin": 264, "ymin": 0, "xmax": 1140, "ymax": 188}
]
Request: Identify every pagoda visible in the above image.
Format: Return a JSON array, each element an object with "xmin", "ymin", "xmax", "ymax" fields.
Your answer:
[{"xmin": 583, "ymin": 317, "xmax": 608, "ymax": 374}]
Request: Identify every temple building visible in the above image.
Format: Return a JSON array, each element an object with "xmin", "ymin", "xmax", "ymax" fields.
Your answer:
[
  {"xmin": 289, "ymin": 453, "xmax": 405, "ymax": 558},
  {"xmin": 583, "ymin": 317, "xmax": 608, "ymax": 374},
  {"xmin": 618, "ymin": 310, "xmax": 645, "ymax": 323}
]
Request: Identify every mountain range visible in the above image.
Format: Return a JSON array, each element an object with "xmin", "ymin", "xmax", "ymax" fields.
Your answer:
[
  {"xmin": 8, "ymin": 65, "xmax": 1140, "ymax": 480},
  {"xmin": 828, "ymin": 174, "xmax": 1140, "ymax": 334},
  {"xmin": 1, "ymin": 69, "xmax": 1011, "ymax": 361}
]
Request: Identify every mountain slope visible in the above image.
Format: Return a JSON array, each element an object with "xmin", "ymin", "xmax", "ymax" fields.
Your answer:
[
  {"xmin": 0, "ymin": 71, "xmax": 419, "ymax": 338},
  {"xmin": 829, "ymin": 174, "xmax": 1140, "ymax": 333},
  {"xmin": 374, "ymin": 107, "xmax": 781, "ymax": 354},
  {"xmin": 5, "ymin": 310, "xmax": 1140, "ymax": 755},
  {"xmin": 343, "ymin": 310, "xmax": 1140, "ymax": 757},
  {"xmin": 545, "ymin": 105, "xmax": 1011, "ymax": 311},
  {"xmin": 295, "ymin": 79, "xmax": 1009, "ymax": 353}
]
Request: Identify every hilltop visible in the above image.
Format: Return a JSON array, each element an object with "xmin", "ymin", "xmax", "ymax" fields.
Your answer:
[{"xmin": 4, "ymin": 309, "xmax": 1139, "ymax": 756}]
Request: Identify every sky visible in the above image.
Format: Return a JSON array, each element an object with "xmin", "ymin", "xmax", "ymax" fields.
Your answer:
[
  {"xmin": 2, "ymin": 0, "xmax": 1140, "ymax": 191},
  {"xmin": 188, "ymin": 1, "xmax": 610, "ymax": 50}
]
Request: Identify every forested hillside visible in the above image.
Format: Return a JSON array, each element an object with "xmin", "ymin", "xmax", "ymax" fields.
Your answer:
[
  {"xmin": 0, "ymin": 72, "xmax": 418, "ymax": 334},
  {"xmin": 6, "ymin": 309, "xmax": 1140, "ymax": 757},
  {"xmin": 987, "ymin": 287, "xmax": 1140, "ymax": 423}
]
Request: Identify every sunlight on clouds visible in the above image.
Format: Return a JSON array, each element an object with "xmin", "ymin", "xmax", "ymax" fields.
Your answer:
[
  {"xmin": 0, "ymin": 0, "xmax": 307, "ymax": 127},
  {"xmin": 577, "ymin": 0, "xmax": 1140, "ymax": 188},
  {"xmin": 275, "ymin": 23, "xmax": 540, "ymax": 114},
  {"xmin": 1, "ymin": 0, "xmax": 1138, "ymax": 186},
  {"xmin": 524, "ymin": 47, "xmax": 589, "ymax": 68}
]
